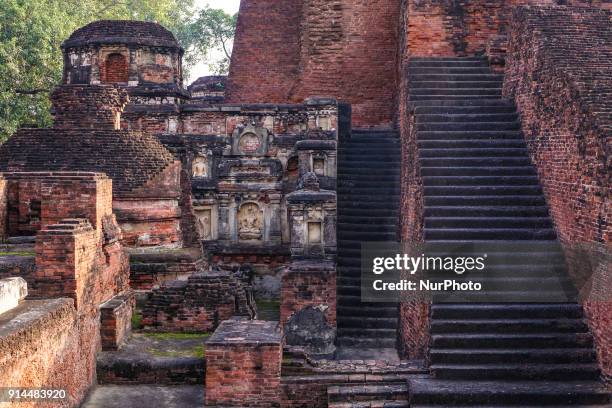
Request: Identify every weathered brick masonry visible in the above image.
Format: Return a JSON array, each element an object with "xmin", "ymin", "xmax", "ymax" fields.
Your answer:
[
  {"xmin": 227, "ymin": 0, "xmax": 401, "ymax": 127},
  {"xmin": 503, "ymin": 5, "xmax": 612, "ymax": 379}
]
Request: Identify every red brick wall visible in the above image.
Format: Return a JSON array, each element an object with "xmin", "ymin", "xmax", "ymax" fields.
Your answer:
[
  {"xmin": 227, "ymin": 0, "xmax": 400, "ymax": 127},
  {"xmin": 0, "ymin": 299, "xmax": 97, "ymax": 408},
  {"xmin": 103, "ymin": 53, "xmax": 129, "ymax": 84},
  {"xmin": 100, "ymin": 291, "xmax": 136, "ymax": 350},
  {"xmin": 280, "ymin": 262, "xmax": 336, "ymax": 327},
  {"xmin": 503, "ymin": 5, "xmax": 611, "ymax": 379},
  {"xmin": 206, "ymin": 343, "xmax": 281, "ymax": 407},
  {"xmin": 0, "ymin": 176, "xmax": 6, "ymax": 240},
  {"xmin": 226, "ymin": 0, "xmax": 302, "ymax": 104}
]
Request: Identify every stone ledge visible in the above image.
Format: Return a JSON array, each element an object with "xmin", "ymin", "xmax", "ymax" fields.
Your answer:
[{"xmin": 206, "ymin": 319, "xmax": 281, "ymax": 347}]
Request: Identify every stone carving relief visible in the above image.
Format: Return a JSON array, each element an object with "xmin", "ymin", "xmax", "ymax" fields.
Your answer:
[
  {"xmin": 195, "ymin": 209, "xmax": 212, "ymax": 240},
  {"xmin": 238, "ymin": 203, "xmax": 263, "ymax": 240},
  {"xmin": 192, "ymin": 155, "xmax": 209, "ymax": 178},
  {"xmin": 239, "ymin": 132, "xmax": 262, "ymax": 154},
  {"xmin": 313, "ymin": 157, "xmax": 326, "ymax": 176},
  {"xmin": 232, "ymin": 123, "xmax": 269, "ymax": 156}
]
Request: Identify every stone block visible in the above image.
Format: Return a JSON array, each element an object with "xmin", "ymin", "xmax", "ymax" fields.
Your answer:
[
  {"xmin": 100, "ymin": 290, "xmax": 136, "ymax": 350},
  {"xmin": 0, "ymin": 277, "xmax": 27, "ymax": 315}
]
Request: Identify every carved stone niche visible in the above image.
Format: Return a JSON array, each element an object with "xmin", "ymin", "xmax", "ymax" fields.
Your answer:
[
  {"xmin": 192, "ymin": 155, "xmax": 210, "ymax": 179},
  {"xmin": 231, "ymin": 123, "xmax": 269, "ymax": 156},
  {"xmin": 195, "ymin": 208, "xmax": 213, "ymax": 240},
  {"xmin": 237, "ymin": 202, "xmax": 264, "ymax": 241}
]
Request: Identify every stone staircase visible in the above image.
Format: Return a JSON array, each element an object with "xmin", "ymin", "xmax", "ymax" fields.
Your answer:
[
  {"xmin": 336, "ymin": 130, "xmax": 400, "ymax": 349},
  {"xmin": 328, "ymin": 383, "xmax": 409, "ymax": 408},
  {"xmin": 406, "ymin": 57, "xmax": 610, "ymax": 406}
]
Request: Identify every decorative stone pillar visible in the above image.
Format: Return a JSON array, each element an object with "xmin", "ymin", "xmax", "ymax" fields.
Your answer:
[
  {"xmin": 217, "ymin": 194, "xmax": 230, "ymax": 241},
  {"xmin": 205, "ymin": 319, "xmax": 282, "ymax": 407}
]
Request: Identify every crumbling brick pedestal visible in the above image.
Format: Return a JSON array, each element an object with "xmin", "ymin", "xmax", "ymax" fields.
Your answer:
[
  {"xmin": 205, "ymin": 319, "xmax": 282, "ymax": 407},
  {"xmin": 281, "ymin": 259, "xmax": 336, "ymax": 327},
  {"xmin": 100, "ymin": 290, "xmax": 136, "ymax": 350}
]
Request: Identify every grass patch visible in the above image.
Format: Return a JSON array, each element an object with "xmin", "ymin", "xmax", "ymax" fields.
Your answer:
[
  {"xmin": 144, "ymin": 332, "xmax": 210, "ymax": 341},
  {"xmin": 131, "ymin": 311, "xmax": 143, "ymax": 330},
  {"xmin": 148, "ymin": 345, "xmax": 205, "ymax": 359},
  {"xmin": 256, "ymin": 299, "xmax": 281, "ymax": 321},
  {"xmin": 0, "ymin": 251, "xmax": 35, "ymax": 257}
]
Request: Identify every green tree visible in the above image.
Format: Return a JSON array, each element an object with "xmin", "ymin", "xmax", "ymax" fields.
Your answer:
[
  {"xmin": 0, "ymin": 0, "xmax": 235, "ymax": 142},
  {"xmin": 189, "ymin": 6, "xmax": 237, "ymax": 75}
]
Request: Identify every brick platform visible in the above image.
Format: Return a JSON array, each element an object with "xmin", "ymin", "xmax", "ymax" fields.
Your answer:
[
  {"xmin": 100, "ymin": 290, "xmax": 136, "ymax": 350},
  {"xmin": 205, "ymin": 319, "xmax": 282, "ymax": 407}
]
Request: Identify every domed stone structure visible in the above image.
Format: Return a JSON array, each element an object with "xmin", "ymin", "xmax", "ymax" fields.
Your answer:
[{"xmin": 61, "ymin": 20, "xmax": 185, "ymax": 93}]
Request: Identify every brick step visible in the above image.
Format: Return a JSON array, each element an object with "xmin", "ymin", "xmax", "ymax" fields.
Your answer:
[
  {"xmin": 409, "ymin": 60, "xmax": 489, "ymax": 68},
  {"xmin": 338, "ymin": 203, "xmax": 399, "ymax": 211},
  {"xmin": 430, "ymin": 363, "xmax": 601, "ymax": 381},
  {"xmin": 431, "ymin": 333, "xmax": 593, "ymax": 349},
  {"xmin": 337, "ymin": 305, "xmax": 399, "ymax": 318},
  {"xmin": 424, "ymin": 205, "xmax": 549, "ymax": 217},
  {"xmin": 424, "ymin": 195, "xmax": 546, "ymax": 206},
  {"xmin": 338, "ymin": 180, "xmax": 399, "ymax": 188},
  {"xmin": 338, "ymin": 240, "xmax": 396, "ymax": 249},
  {"xmin": 432, "ymin": 291, "xmax": 577, "ymax": 303},
  {"xmin": 417, "ymin": 130, "xmax": 523, "ymax": 140},
  {"xmin": 336, "ymin": 336, "xmax": 397, "ymax": 348},
  {"xmin": 338, "ymin": 147, "xmax": 401, "ymax": 154},
  {"xmin": 420, "ymin": 157, "xmax": 531, "ymax": 167},
  {"xmin": 430, "ymin": 303, "xmax": 584, "ymax": 319},
  {"xmin": 417, "ymin": 121, "xmax": 520, "ymax": 131},
  {"xmin": 410, "ymin": 74, "xmax": 504, "ymax": 82},
  {"xmin": 337, "ymin": 316, "xmax": 398, "ymax": 329},
  {"xmin": 337, "ymin": 294, "xmax": 398, "ymax": 308},
  {"xmin": 410, "ymin": 88, "xmax": 502, "ymax": 97},
  {"xmin": 339, "ymin": 209, "xmax": 400, "ymax": 218},
  {"xmin": 425, "ymin": 216, "xmax": 552, "ymax": 228},
  {"xmin": 327, "ymin": 383, "xmax": 408, "ymax": 404},
  {"xmin": 430, "ymin": 319, "xmax": 588, "ymax": 335},
  {"xmin": 411, "ymin": 81, "xmax": 503, "ymax": 89},
  {"xmin": 424, "ymin": 185, "xmax": 543, "ymax": 196},
  {"xmin": 422, "ymin": 175, "xmax": 537, "ymax": 186},
  {"xmin": 430, "ymin": 348, "xmax": 597, "ymax": 365},
  {"xmin": 339, "ymin": 159, "xmax": 401, "ymax": 166},
  {"xmin": 338, "ymin": 167, "xmax": 401, "ymax": 175},
  {"xmin": 424, "ymin": 227, "xmax": 557, "ymax": 240},
  {"xmin": 419, "ymin": 147, "xmax": 528, "ymax": 157},
  {"xmin": 408, "ymin": 379, "xmax": 610, "ymax": 405},
  {"xmin": 339, "ymin": 194, "xmax": 400, "ymax": 203}
]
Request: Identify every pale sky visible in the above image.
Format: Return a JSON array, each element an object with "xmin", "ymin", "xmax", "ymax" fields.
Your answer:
[{"xmin": 188, "ymin": 0, "xmax": 242, "ymax": 84}]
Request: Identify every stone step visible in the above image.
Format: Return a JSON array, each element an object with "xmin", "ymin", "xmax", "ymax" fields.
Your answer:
[
  {"xmin": 337, "ymin": 223, "xmax": 398, "ymax": 232},
  {"xmin": 418, "ymin": 139, "xmax": 527, "ymax": 149},
  {"xmin": 424, "ymin": 185, "xmax": 543, "ymax": 196},
  {"xmin": 424, "ymin": 227, "xmax": 557, "ymax": 240},
  {"xmin": 327, "ymin": 383, "xmax": 408, "ymax": 404},
  {"xmin": 424, "ymin": 217, "xmax": 552, "ymax": 228},
  {"xmin": 410, "ymin": 95, "xmax": 503, "ymax": 101},
  {"xmin": 338, "ymin": 231, "xmax": 397, "ymax": 241},
  {"xmin": 409, "ymin": 60, "xmax": 489, "ymax": 68},
  {"xmin": 430, "ymin": 303, "xmax": 584, "ymax": 319},
  {"xmin": 336, "ymin": 336, "xmax": 397, "ymax": 348},
  {"xmin": 409, "ymin": 67, "xmax": 495, "ymax": 75},
  {"xmin": 339, "ymin": 195, "xmax": 400, "ymax": 203},
  {"xmin": 338, "ymin": 203, "xmax": 400, "ymax": 211},
  {"xmin": 424, "ymin": 205, "xmax": 549, "ymax": 217},
  {"xmin": 419, "ymin": 147, "xmax": 528, "ymax": 158},
  {"xmin": 429, "ymin": 348, "xmax": 597, "ymax": 365},
  {"xmin": 337, "ymin": 216, "xmax": 398, "ymax": 224},
  {"xmin": 417, "ymin": 130, "xmax": 523, "ymax": 140},
  {"xmin": 417, "ymin": 121, "xmax": 520, "ymax": 131},
  {"xmin": 339, "ymin": 208, "xmax": 400, "ymax": 217},
  {"xmin": 421, "ymin": 166, "xmax": 537, "ymax": 177},
  {"xmin": 416, "ymin": 113, "xmax": 518, "ymax": 123},
  {"xmin": 337, "ymin": 305, "xmax": 399, "ymax": 318},
  {"xmin": 430, "ymin": 333, "xmax": 593, "ymax": 349},
  {"xmin": 430, "ymin": 318, "xmax": 589, "ymax": 335},
  {"xmin": 337, "ymin": 316, "xmax": 398, "ymax": 329},
  {"xmin": 424, "ymin": 195, "xmax": 546, "ymax": 206},
  {"xmin": 420, "ymin": 157, "xmax": 531, "ymax": 167},
  {"xmin": 431, "ymin": 363, "xmax": 601, "ymax": 381},
  {"xmin": 410, "ymin": 74, "xmax": 504, "ymax": 82},
  {"xmin": 410, "ymin": 98, "xmax": 514, "ymax": 107},
  {"xmin": 422, "ymin": 175, "xmax": 538, "ymax": 186},
  {"xmin": 408, "ymin": 379, "xmax": 610, "ymax": 405},
  {"xmin": 338, "ymin": 167, "xmax": 401, "ymax": 175},
  {"xmin": 414, "ymin": 104, "xmax": 517, "ymax": 116},
  {"xmin": 410, "ymin": 88, "xmax": 502, "ymax": 97},
  {"xmin": 411, "ymin": 81, "xmax": 503, "ymax": 89}
]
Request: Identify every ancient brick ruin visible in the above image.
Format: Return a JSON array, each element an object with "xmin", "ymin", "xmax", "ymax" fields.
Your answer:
[{"xmin": 0, "ymin": 2, "xmax": 610, "ymax": 407}]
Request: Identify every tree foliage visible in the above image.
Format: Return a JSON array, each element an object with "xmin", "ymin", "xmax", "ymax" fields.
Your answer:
[
  {"xmin": 0, "ymin": 0, "xmax": 236, "ymax": 142},
  {"xmin": 189, "ymin": 6, "xmax": 238, "ymax": 75}
]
